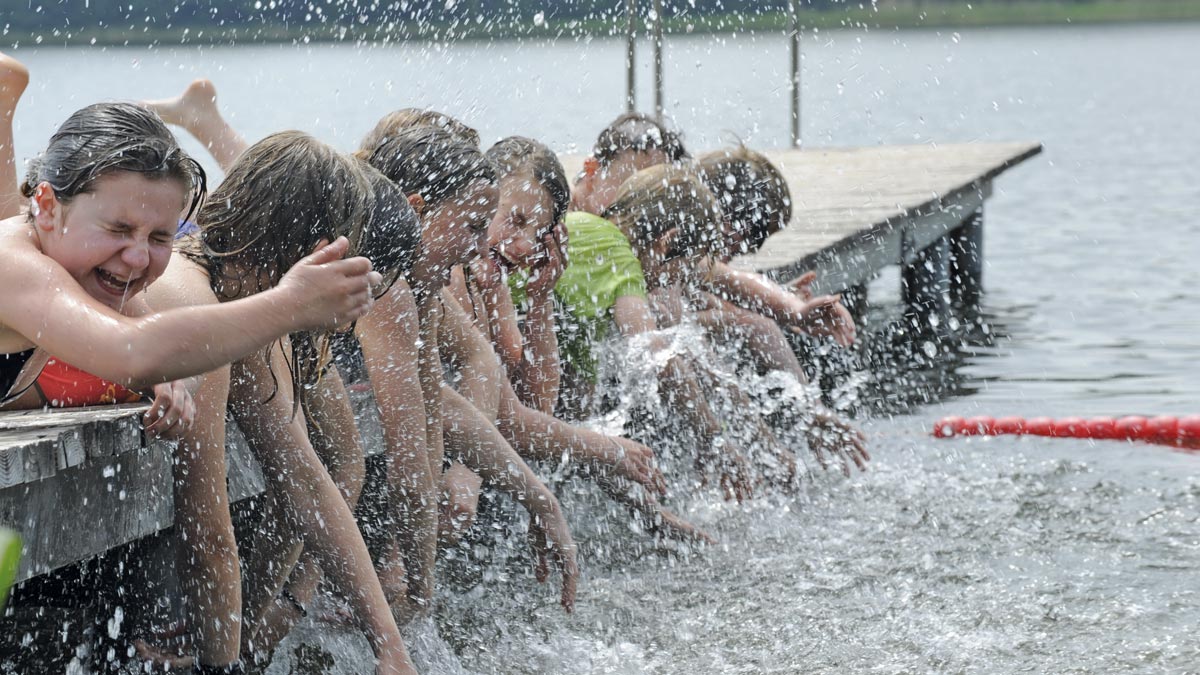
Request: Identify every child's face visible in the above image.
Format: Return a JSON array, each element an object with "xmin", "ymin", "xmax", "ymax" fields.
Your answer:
[
  {"xmin": 713, "ymin": 214, "xmax": 747, "ymax": 263},
  {"xmin": 35, "ymin": 171, "xmax": 183, "ymax": 311},
  {"xmin": 416, "ymin": 179, "xmax": 498, "ymax": 285},
  {"xmin": 487, "ymin": 173, "xmax": 556, "ymax": 273},
  {"xmin": 575, "ymin": 148, "xmax": 671, "ymax": 214},
  {"xmin": 638, "ymin": 227, "xmax": 694, "ymax": 289}
]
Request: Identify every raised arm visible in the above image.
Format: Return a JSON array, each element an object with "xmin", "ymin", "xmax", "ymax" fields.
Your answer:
[{"xmin": 0, "ymin": 236, "xmax": 378, "ymax": 387}]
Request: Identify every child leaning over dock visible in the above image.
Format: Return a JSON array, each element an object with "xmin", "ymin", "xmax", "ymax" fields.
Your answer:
[
  {"xmin": 137, "ymin": 132, "xmax": 417, "ymax": 675},
  {"xmin": 0, "ymin": 59, "xmax": 387, "ymax": 675}
]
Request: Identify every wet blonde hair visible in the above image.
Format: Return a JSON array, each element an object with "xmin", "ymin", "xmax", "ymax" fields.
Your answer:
[
  {"xmin": 358, "ymin": 107, "xmax": 480, "ymax": 157},
  {"xmin": 698, "ymin": 145, "xmax": 791, "ymax": 253},
  {"xmin": 603, "ymin": 164, "xmax": 722, "ymax": 259}
]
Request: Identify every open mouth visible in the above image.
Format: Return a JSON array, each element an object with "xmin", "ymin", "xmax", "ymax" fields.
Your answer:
[
  {"xmin": 490, "ymin": 247, "xmax": 519, "ymax": 274},
  {"xmin": 95, "ymin": 268, "xmax": 137, "ymax": 297}
]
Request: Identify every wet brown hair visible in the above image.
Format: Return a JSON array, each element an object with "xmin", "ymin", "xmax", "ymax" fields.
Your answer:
[
  {"xmin": 357, "ymin": 107, "xmax": 480, "ymax": 157},
  {"xmin": 590, "ymin": 112, "xmax": 689, "ymax": 167},
  {"xmin": 699, "ymin": 145, "xmax": 792, "ymax": 254},
  {"xmin": 21, "ymin": 102, "xmax": 206, "ymax": 221},
  {"xmin": 603, "ymin": 164, "xmax": 722, "ymax": 260},
  {"xmin": 365, "ymin": 125, "xmax": 496, "ymax": 209},
  {"xmin": 190, "ymin": 130, "xmax": 418, "ymax": 412},
  {"xmin": 485, "ymin": 135, "xmax": 569, "ymax": 227}
]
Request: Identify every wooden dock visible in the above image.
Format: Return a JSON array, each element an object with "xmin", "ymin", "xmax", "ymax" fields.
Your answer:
[{"xmin": 0, "ymin": 141, "xmax": 1042, "ymax": 586}]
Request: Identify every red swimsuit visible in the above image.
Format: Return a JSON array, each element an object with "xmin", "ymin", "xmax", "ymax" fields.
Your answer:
[{"xmin": 36, "ymin": 358, "xmax": 143, "ymax": 407}]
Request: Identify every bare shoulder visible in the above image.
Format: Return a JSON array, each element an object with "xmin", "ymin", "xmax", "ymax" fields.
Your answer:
[
  {"xmin": 143, "ymin": 252, "xmax": 216, "ymax": 310},
  {"xmin": 0, "ymin": 217, "xmax": 61, "ymax": 348}
]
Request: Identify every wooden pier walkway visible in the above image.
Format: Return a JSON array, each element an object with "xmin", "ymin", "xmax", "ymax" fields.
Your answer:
[{"xmin": 0, "ymin": 141, "xmax": 1042, "ymax": 584}]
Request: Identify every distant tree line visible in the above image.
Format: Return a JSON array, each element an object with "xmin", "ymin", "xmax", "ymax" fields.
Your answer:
[{"xmin": 0, "ymin": 0, "xmax": 1140, "ymax": 36}]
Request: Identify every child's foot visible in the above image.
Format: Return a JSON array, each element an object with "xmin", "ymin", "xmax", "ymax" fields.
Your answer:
[
  {"xmin": 142, "ymin": 78, "xmax": 221, "ymax": 134},
  {"xmin": 0, "ymin": 54, "xmax": 29, "ymax": 116}
]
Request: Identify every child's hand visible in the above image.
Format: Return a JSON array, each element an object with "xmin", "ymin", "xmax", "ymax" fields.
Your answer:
[
  {"xmin": 527, "ymin": 223, "xmax": 568, "ymax": 299},
  {"xmin": 806, "ymin": 411, "xmax": 870, "ymax": 476},
  {"xmin": 143, "ymin": 379, "xmax": 196, "ymax": 440},
  {"xmin": 788, "ymin": 294, "xmax": 856, "ymax": 346},
  {"xmin": 278, "ymin": 237, "xmax": 384, "ymax": 331},
  {"xmin": 700, "ymin": 444, "xmax": 753, "ymax": 503},
  {"xmin": 604, "ymin": 437, "xmax": 667, "ymax": 496},
  {"xmin": 786, "ymin": 270, "xmax": 817, "ymax": 302},
  {"xmin": 527, "ymin": 507, "xmax": 579, "ymax": 612}
]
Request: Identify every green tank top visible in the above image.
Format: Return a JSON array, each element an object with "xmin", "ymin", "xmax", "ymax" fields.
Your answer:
[{"xmin": 509, "ymin": 211, "xmax": 647, "ymax": 382}]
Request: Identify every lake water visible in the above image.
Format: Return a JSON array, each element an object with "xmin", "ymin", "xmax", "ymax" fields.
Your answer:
[{"xmin": 10, "ymin": 20, "xmax": 1200, "ymax": 674}]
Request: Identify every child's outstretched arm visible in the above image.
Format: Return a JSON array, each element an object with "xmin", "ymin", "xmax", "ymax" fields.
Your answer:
[
  {"xmin": 0, "ymin": 236, "xmax": 381, "ymax": 387},
  {"xmin": 441, "ymin": 386, "xmax": 579, "ymax": 611},
  {"xmin": 229, "ymin": 344, "xmax": 415, "ymax": 675},
  {"xmin": 356, "ymin": 278, "xmax": 439, "ymax": 613},
  {"xmin": 701, "ymin": 260, "xmax": 857, "ymax": 346}
]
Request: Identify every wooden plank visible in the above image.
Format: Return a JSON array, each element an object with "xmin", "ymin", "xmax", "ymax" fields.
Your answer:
[
  {"xmin": 734, "ymin": 142, "xmax": 1040, "ymax": 288},
  {"xmin": 0, "ymin": 441, "xmax": 175, "ymax": 581}
]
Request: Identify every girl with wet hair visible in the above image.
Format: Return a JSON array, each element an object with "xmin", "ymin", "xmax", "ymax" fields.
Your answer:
[
  {"xmin": 460, "ymin": 135, "xmax": 710, "ymax": 543},
  {"xmin": 698, "ymin": 145, "xmax": 793, "ymax": 258},
  {"xmin": 0, "ymin": 87, "xmax": 384, "ymax": 673},
  {"xmin": 140, "ymin": 131, "xmax": 417, "ymax": 675}
]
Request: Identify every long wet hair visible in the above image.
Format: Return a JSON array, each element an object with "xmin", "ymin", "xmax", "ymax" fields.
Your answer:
[
  {"xmin": 358, "ymin": 107, "xmax": 481, "ymax": 156},
  {"xmin": 699, "ymin": 145, "xmax": 792, "ymax": 254},
  {"xmin": 190, "ymin": 130, "xmax": 418, "ymax": 412},
  {"xmin": 20, "ymin": 102, "xmax": 206, "ymax": 220},
  {"xmin": 603, "ymin": 165, "xmax": 723, "ymax": 262},
  {"xmin": 485, "ymin": 135, "xmax": 570, "ymax": 228},
  {"xmin": 590, "ymin": 112, "xmax": 690, "ymax": 167}
]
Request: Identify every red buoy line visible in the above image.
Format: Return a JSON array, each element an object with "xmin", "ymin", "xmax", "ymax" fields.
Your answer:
[{"xmin": 932, "ymin": 414, "xmax": 1200, "ymax": 449}]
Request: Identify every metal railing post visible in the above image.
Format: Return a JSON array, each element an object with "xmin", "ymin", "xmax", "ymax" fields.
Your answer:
[
  {"xmin": 653, "ymin": 0, "xmax": 664, "ymax": 121},
  {"xmin": 625, "ymin": 0, "xmax": 637, "ymax": 112},
  {"xmin": 789, "ymin": 0, "xmax": 801, "ymax": 147}
]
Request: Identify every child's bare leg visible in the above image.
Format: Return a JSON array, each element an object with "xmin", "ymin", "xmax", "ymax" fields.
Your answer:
[
  {"xmin": 143, "ymin": 79, "xmax": 247, "ymax": 171},
  {"xmin": 0, "ymin": 54, "xmax": 29, "ymax": 218}
]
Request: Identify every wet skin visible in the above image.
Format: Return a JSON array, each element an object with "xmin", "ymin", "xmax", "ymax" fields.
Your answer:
[{"xmin": 32, "ymin": 172, "xmax": 184, "ymax": 311}]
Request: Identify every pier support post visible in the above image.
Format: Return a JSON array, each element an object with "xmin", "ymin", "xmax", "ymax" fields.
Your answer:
[
  {"xmin": 841, "ymin": 283, "xmax": 869, "ymax": 325},
  {"xmin": 949, "ymin": 208, "xmax": 984, "ymax": 309},
  {"xmin": 902, "ymin": 235, "xmax": 951, "ymax": 335}
]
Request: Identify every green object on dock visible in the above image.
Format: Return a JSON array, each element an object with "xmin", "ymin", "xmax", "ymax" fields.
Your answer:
[{"xmin": 0, "ymin": 528, "xmax": 21, "ymax": 609}]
